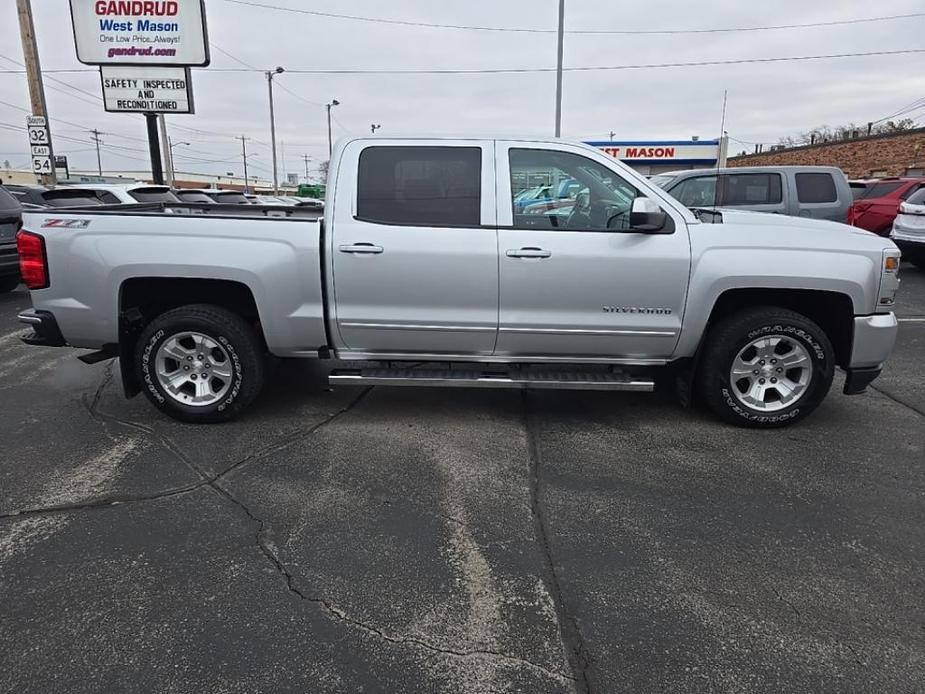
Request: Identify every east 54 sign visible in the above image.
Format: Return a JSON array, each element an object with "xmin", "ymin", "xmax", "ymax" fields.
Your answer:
[
  {"xmin": 26, "ymin": 116, "xmax": 52, "ymax": 175},
  {"xmin": 69, "ymin": 0, "xmax": 210, "ymax": 66}
]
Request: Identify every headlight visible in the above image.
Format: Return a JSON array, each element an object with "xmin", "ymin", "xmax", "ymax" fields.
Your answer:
[{"xmin": 878, "ymin": 249, "xmax": 901, "ymax": 310}]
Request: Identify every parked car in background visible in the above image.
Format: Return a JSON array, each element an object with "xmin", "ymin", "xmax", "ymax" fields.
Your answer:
[
  {"xmin": 513, "ymin": 178, "xmax": 582, "ymax": 213},
  {"xmin": 56, "ymin": 183, "xmax": 180, "ymax": 205},
  {"xmin": 255, "ymin": 195, "xmax": 291, "ymax": 205},
  {"xmin": 0, "ymin": 186, "xmax": 22, "ymax": 292},
  {"xmin": 651, "ymin": 166, "xmax": 852, "ymax": 222},
  {"xmin": 890, "ymin": 187, "xmax": 925, "ymax": 267},
  {"xmin": 5, "ymin": 184, "xmax": 105, "ymax": 208},
  {"xmin": 185, "ymin": 189, "xmax": 251, "ymax": 205},
  {"xmin": 174, "ymin": 190, "xmax": 218, "ymax": 204},
  {"xmin": 847, "ymin": 177, "xmax": 925, "ymax": 235}
]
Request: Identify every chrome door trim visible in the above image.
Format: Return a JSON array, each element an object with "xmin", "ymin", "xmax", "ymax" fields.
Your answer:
[
  {"xmin": 340, "ymin": 322, "xmax": 497, "ymax": 333},
  {"xmin": 499, "ymin": 327, "xmax": 677, "ymax": 337}
]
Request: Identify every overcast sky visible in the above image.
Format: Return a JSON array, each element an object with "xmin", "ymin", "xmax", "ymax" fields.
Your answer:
[{"xmin": 1, "ymin": 0, "xmax": 923, "ymax": 181}]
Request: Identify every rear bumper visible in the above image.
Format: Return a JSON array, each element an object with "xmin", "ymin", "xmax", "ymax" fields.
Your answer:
[{"xmin": 17, "ymin": 309, "xmax": 67, "ymax": 347}]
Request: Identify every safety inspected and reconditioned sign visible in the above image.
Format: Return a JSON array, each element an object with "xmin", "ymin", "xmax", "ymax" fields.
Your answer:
[
  {"xmin": 100, "ymin": 66, "xmax": 194, "ymax": 113},
  {"xmin": 69, "ymin": 0, "xmax": 210, "ymax": 66}
]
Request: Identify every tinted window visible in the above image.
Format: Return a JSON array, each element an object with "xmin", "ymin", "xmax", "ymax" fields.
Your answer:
[
  {"xmin": 849, "ymin": 182, "xmax": 871, "ymax": 200},
  {"xmin": 901, "ymin": 184, "xmax": 924, "ymax": 200},
  {"xmin": 650, "ymin": 174, "xmax": 678, "ymax": 190},
  {"xmin": 508, "ymin": 148, "xmax": 639, "ymax": 231},
  {"xmin": 670, "ymin": 175, "xmax": 717, "ymax": 207},
  {"xmin": 905, "ymin": 188, "xmax": 925, "ymax": 206},
  {"xmin": 210, "ymin": 192, "xmax": 249, "ymax": 204},
  {"xmin": 129, "ymin": 187, "xmax": 179, "ymax": 203},
  {"xmin": 358, "ymin": 146, "xmax": 481, "ymax": 226},
  {"xmin": 722, "ymin": 173, "xmax": 783, "ymax": 205},
  {"xmin": 176, "ymin": 191, "xmax": 215, "ymax": 203},
  {"xmin": 95, "ymin": 191, "xmax": 123, "ymax": 204},
  {"xmin": 0, "ymin": 186, "xmax": 20, "ymax": 213},
  {"xmin": 864, "ymin": 181, "xmax": 903, "ymax": 199},
  {"xmin": 795, "ymin": 173, "xmax": 837, "ymax": 203},
  {"xmin": 41, "ymin": 190, "xmax": 103, "ymax": 207}
]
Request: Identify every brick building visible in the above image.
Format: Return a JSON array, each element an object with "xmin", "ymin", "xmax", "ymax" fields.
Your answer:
[{"xmin": 728, "ymin": 127, "xmax": 925, "ymax": 178}]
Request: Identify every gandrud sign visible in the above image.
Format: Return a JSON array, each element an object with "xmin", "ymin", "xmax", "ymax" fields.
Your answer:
[{"xmin": 69, "ymin": 0, "xmax": 210, "ymax": 66}]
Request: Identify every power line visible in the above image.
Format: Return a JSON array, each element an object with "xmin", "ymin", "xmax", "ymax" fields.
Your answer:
[
  {"xmin": 221, "ymin": 1, "xmax": 925, "ymax": 36},
  {"xmin": 202, "ymin": 48, "xmax": 925, "ymax": 75}
]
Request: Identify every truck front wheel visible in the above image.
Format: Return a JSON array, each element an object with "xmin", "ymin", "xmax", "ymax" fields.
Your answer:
[
  {"xmin": 698, "ymin": 307, "xmax": 835, "ymax": 428},
  {"xmin": 134, "ymin": 304, "xmax": 265, "ymax": 423}
]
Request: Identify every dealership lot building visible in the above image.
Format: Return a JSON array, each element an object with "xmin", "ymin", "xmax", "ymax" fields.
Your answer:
[{"xmin": 588, "ymin": 137, "xmax": 729, "ymax": 175}]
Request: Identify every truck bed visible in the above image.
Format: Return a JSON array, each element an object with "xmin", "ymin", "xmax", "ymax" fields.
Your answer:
[{"xmin": 21, "ymin": 204, "xmax": 329, "ymax": 356}]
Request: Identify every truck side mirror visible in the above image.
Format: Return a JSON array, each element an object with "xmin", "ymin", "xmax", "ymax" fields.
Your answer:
[{"xmin": 628, "ymin": 197, "xmax": 670, "ymax": 233}]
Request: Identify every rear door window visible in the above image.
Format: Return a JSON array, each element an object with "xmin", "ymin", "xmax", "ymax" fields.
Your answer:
[
  {"xmin": 795, "ymin": 173, "xmax": 838, "ymax": 203},
  {"xmin": 862, "ymin": 181, "xmax": 903, "ymax": 199},
  {"xmin": 357, "ymin": 146, "xmax": 482, "ymax": 226},
  {"xmin": 721, "ymin": 173, "xmax": 783, "ymax": 205}
]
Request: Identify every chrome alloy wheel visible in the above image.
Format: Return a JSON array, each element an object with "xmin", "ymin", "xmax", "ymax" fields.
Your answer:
[
  {"xmin": 729, "ymin": 335, "xmax": 812, "ymax": 412},
  {"xmin": 155, "ymin": 331, "xmax": 234, "ymax": 407}
]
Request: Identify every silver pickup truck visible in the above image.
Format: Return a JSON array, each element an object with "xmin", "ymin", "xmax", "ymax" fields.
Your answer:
[{"xmin": 16, "ymin": 137, "xmax": 901, "ymax": 427}]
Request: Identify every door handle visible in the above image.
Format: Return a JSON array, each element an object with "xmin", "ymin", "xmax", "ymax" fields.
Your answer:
[
  {"xmin": 339, "ymin": 243, "xmax": 384, "ymax": 254},
  {"xmin": 506, "ymin": 247, "xmax": 552, "ymax": 258}
]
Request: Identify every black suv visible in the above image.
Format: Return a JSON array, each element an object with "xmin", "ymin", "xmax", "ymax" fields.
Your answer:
[
  {"xmin": 4, "ymin": 184, "xmax": 104, "ymax": 209},
  {"xmin": 0, "ymin": 186, "xmax": 22, "ymax": 293}
]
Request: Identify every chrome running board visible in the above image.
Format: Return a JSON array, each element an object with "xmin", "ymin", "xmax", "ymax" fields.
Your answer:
[{"xmin": 328, "ymin": 367, "xmax": 654, "ymax": 391}]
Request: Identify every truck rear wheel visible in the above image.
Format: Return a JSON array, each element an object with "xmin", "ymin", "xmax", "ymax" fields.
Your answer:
[
  {"xmin": 135, "ymin": 304, "xmax": 265, "ymax": 423},
  {"xmin": 697, "ymin": 307, "xmax": 834, "ymax": 428}
]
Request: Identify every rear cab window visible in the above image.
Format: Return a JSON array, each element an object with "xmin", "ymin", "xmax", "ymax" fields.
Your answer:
[
  {"xmin": 357, "ymin": 146, "xmax": 482, "ymax": 226},
  {"xmin": 795, "ymin": 173, "xmax": 837, "ymax": 203}
]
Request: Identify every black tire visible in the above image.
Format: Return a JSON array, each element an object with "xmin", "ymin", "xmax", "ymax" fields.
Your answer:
[
  {"xmin": 135, "ymin": 304, "xmax": 265, "ymax": 423},
  {"xmin": 0, "ymin": 275, "xmax": 20, "ymax": 293},
  {"xmin": 697, "ymin": 307, "xmax": 835, "ymax": 428}
]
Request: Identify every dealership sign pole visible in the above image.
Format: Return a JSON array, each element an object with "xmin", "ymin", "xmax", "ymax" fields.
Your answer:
[{"xmin": 68, "ymin": 0, "xmax": 209, "ymax": 184}]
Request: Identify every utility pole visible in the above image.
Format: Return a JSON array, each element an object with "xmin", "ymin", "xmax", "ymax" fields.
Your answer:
[
  {"xmin": 302, "ymin": 154, "xmax": 310, "ymax": 181},
  {"xmin": 238, "ymin": 136, "xmax": 249, "ymax": 193},
  {"xmin": 554, "ymin": 0, "xmax": 565, "ymax": 137},
  {"xmin": 266, "ymin": 67, "xmax": 284, "ymax": 194},
  {"xmin": 609, "ymin": 130, "xmax": 616, "ymax": 142},
  {"xmin": 16, "ymin": 0, "xmax": 56, "ymax": 185},
  {"xmin": 90, "ymin": 129, "xmax": 103, "ymax": 176},
  {"xmin": 159, "ymin": 114, "xmax": 173, "ymax": 186}
]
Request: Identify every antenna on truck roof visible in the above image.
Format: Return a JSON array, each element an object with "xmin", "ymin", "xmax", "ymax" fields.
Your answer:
[{"xmin": 711, "ymin": 89, "xmax": 728, "ymax": 218}]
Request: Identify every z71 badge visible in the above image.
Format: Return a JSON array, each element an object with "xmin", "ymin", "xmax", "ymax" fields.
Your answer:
[{"xmin": 42, "ymin": 219, "xmax": 91, "ymax": 228}]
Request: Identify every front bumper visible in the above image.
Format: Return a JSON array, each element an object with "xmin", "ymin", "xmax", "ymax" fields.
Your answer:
[
  {"xmin": 843, "ymin": 313, "xmax": 898, "ymax": 395},
  {"xmin": 17, "ymin": 309, "xmax": 67, "ymax": 347}
]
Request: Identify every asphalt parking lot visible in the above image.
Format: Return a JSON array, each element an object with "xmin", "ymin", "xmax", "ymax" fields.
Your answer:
[{"xmin": 1, "ymin": 267, "xmax": 924, "ymax": 694}]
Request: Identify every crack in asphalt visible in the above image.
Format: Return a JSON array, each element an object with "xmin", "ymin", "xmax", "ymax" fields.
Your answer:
[
  {"xmin": 0, "ymin": 373, "xmax": 372, "ymax": 522},
  {"xmin": 210, "ymin": 478, "xmax": 575, "ymax": 686},
  {"xmin": 870, "ymin": 384, "xmax": 925, "ymax": 418},
  {"xmin": 521, "ymin": 392, "xmax": 593, "ymax": 694}
]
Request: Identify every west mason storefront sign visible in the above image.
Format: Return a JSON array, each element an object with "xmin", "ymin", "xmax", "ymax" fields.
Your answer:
[{"xmin": 587, "ymin": 138, "xmax": 729, "ymax": 175}]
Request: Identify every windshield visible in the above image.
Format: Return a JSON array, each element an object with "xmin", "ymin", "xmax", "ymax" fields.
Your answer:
[
  {"xmin": 650, "ymin": 174, "xmax": 678, "ymax": 190},
  {"xmin": 129, "ymin": 187, "xmax": 179, "ymax": 203}
]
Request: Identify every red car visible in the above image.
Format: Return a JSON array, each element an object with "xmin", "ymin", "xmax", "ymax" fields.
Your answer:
[{"xmin": 847, "ymin": 177, "xmax": 925, "ymax": 235}]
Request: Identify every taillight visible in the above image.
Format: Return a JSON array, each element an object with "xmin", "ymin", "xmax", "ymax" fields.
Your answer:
[{"xmin": 16, "ymin": 230, "xmax": 49, "ymax": 289}]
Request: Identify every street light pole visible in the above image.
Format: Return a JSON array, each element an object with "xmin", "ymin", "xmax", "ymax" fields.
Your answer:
[
  {"xmin": 266, "ymin": 66, "xmax": 284, "ymax": 195},
  {"xmin": 326, "ymin": 99, "xmax": 340, "ymax": 158},
  {"xmin": 554, "ymin": 0, "xmax": 565, "ymax": 137}
]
